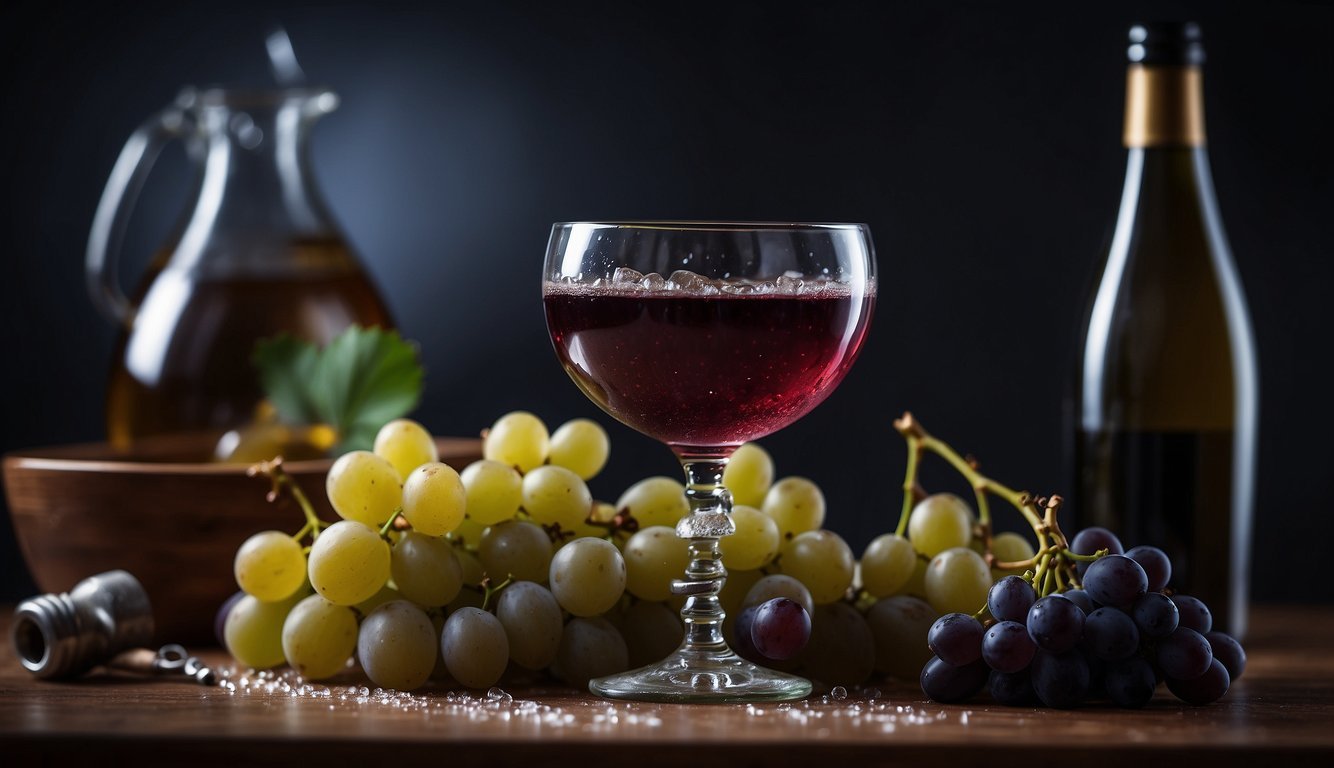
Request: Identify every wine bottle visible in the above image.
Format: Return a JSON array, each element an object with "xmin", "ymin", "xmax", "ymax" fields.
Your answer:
[{"xmin": 1072, "ymin": 22, "xmax": 1258, "ymax": 639}]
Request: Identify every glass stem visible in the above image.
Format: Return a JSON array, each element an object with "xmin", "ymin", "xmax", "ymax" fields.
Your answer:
[{"xmin": 673, "ymin": 459, "xmax": 737, "ymax": 653}]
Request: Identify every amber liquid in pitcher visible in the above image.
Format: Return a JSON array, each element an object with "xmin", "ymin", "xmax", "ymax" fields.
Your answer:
[{"xmin": 106, "ymin": 237, "xmax": 393, "ymax": 452}]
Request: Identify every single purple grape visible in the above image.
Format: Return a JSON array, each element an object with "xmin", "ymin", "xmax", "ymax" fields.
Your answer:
[
  {"xmin": 1125, "ymin": 545, "xmax": 1172, "ymax": 592},
  {"xmin": 928, "ymin": 613, "xmax": 984, "ymax": 667},
  {"xmin": 1031, "ymin": 650, "xmax": 1091, "ymax": 709},
  {"xmin": 1105, "ymin": 657, "xmax": 1158, "ymax": 709},
  {"xmin": 1070, "ymin": 527, "xmax": 1124, "ymax": 578},
  {"xmin": 1157, "ymin": 627, "xmax": 1213, "ymax": 681},
  {"xmin": 921, "ymin": 656, "xmax": 989, "ymax": 703},
  {"xmin": 750, "ymin": 598, "xmax": 811, "ymax": 661},
  {"xmin": 1131, "ymin": 592, "xmax": 1179, "ymax": 638},
  {"xmin": 1205, "ymin": 631, "xmax": 1246, "ymax": 681},
  {"xmin": 988, "ymin": 576, "xmax": 1037, "ymax": 623},
  {"xmin": 1027, "ymin": 594, "xmax": 1085, "ymax": 653},
  {"xmin": 982, "ymin": 620, "xmax": 1036, "ymax": 673},
  {"xmin": 1058, "ymin": 588, "xmax": 1095, "ymax": 614},
  {"xmin": 1082, "ymin": 555, "xmax": 1148, "ymax": 609},
  {"xmin": 1083, "ymin": 606, "xmax": 1140, "ymax": 661},
  {"xmin": 1167, "ymin": 658, "xmax": 1231, "ymax": 705},
  {"xmin": 1171, "ymin": 595, "xmax": 1213, "ymax": 634},
  {"xmin": 733, "ymin": 605, "xmax": 761, "ymax": 663}
]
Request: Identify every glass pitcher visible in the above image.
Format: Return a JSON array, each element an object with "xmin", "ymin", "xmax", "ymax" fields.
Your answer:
[{"xmin": 87, "ymin": 87, "xmax": 393, "ymax": 452}]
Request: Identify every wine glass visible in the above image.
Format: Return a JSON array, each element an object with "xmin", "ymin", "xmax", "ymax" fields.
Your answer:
[{"xmin": 542, "ymin": 222, "xmax": 876, "ymax": 702}]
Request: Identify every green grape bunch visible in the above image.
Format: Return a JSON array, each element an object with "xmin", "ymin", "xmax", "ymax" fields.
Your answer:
[{"xmin": 223, "ymin": 408, "xmax": 1202, "ymax": 706}]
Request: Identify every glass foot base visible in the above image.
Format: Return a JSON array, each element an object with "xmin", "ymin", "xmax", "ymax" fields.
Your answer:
[{"xmin": 590, "ymin": 646, "xmax": 812, "ymax": 703}]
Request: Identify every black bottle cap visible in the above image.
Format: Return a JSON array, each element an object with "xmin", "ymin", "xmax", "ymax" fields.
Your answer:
[{"xmin": 1128, "ymin": 22, "xmax": 1205, "ymax": 66}]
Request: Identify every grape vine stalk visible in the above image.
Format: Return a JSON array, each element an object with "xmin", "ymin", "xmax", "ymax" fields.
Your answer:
[{"xmin": 892, "ymin": 412, "xmax": 1104, "ymax": 603}]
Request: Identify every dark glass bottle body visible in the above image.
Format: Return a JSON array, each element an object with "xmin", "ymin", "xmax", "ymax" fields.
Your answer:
[{"xmin": 1073, "ymin": 45, "xmax": 1257, "ymax": 638}]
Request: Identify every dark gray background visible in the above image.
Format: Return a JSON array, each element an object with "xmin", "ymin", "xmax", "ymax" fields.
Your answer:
[{"xmin": 2, "ymin": 0, "xmax": 1331, "ymax": 603}]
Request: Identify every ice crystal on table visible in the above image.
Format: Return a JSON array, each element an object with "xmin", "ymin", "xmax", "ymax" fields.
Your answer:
[{"xmin": 209, "ymin": 668, "xmax": 969, "ymax": 732}]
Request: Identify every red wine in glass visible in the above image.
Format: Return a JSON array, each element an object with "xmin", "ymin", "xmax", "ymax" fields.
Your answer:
[{"xmin": 543, "ymin": 282, "xmax": 874, "ymax": 455}]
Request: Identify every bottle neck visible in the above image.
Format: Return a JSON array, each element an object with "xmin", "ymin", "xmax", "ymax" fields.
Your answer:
[{"xmin": 1123, "ymin": 65, "xmax": 1206, "ymax": 148}]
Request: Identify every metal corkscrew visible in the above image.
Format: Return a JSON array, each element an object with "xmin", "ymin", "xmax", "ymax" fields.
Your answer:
[{"xmin": 10, "ymin": 570, "xmax": 216, "ymax": 685}]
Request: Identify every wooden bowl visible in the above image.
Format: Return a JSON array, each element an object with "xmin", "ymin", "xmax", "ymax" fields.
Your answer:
[{"xmin": 3, "ymin": 435, "xmax": 482, "ymax": 645}]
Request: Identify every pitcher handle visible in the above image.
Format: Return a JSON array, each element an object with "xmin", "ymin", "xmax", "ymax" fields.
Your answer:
[{"xmin": 85, "ymin": 105, "xmax": 190, "ymax": 327}]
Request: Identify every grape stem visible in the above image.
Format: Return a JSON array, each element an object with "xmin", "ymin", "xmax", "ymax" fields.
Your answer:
[
  {"xmin": 248, "ymin": 457, "xmax": 326, "ymax": 542},
  {"xmin": 892, "ymin": 412, "xmax": 1089, "ymax": 598},
  {"xmin": 480, "ymin": 576, "xmax": 513, "ymax": 612},
  {"xmin": 378, "ymin": 508, "xmax": 404, "ymax": 539}
]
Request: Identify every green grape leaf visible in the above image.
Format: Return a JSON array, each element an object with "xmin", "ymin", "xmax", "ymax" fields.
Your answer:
[
  {"xmin": 253, "ymin": 335, "xmax": 323, "ymax": 425},
  {"xmin": 253, "ymin": 325, "xmax": 424, "ymax": 453}
]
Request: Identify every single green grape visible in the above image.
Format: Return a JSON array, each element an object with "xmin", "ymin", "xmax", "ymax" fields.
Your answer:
[
  {"xmin": 325, "ymin": 450, "xmax": 403, "ymax": 526},
  {"xmin": 494, "ymin": 581, "xmax": 564, "ymax": 671},
  {"xmin": 459, "ymin": 460, "xmax": 523, "ymax": 526},
  {"xmin": 622, "ymin": 526, "xmax": 691, "ymax": 602},
  {"xmin": 307, "ymin": 520, "xmax": 391, "ymax": 606},
  {"xmin": 447, "ymin": 514, "xmax": 488, "ymax": 550},
  {"xmin": 907, "ymin": 493, "xmax": 975, "ymax": 557},
  {"xmin": 801, "ymin": 602, "xmax": 875, "ymax": 687},
  {"xmin": 281, "ymin": 594, "xmax": 357, "ymax": 680},
  {"xmin": 866, "ymin": 595, "xmax": 938, "ymax": 678},
  {"xmin": 762, "ymin": 477, "xmax": 826, "ymax": 539},
  {"xmin": 547, "ymin": 418, "xmax": 610, "ymax": 480},
  {"xmin": 373, "ymin": 418, "xmax": 439, "ymax": 482},
  {"xmin": 483, "ymin": 411, "xmax": 549, "ymax": 473},
  {"xmin": 401, "ymin": 462, "xmax": 467, "ymax": 536},
  {"xmin": 893, "ymin": 555, "xmax": 930, "ymax": 599},
  {"xmin": 990, "ymin": 530, "xmax": 1037, "ymax": 576},
  {"xmin": 860, "ymin": 533, "xmax": 918, "ymax": 598},
  {"xmin": 234, "ymin": 530, "xmax": 306, "ymax": 602},
  {"xmin": 478, "ymin": 520, "xmax": 553, "ymax": 584},
  {"xmin": 718, "ymin": 505, "xmax": 779, "ymax": 572},
  {"xmin": 609, "ymin": 600, "xmax": 682, "ymax": 668},
  {"xmin": 522, "ymin": 465, "xmax": 592, "ymax": 532},
  {"xmin": 548, "ymin": 537, "xmax": 626, "ymax": 617},
  {"xmin": 455, "ymin": 547, "xmax": 485, "ymax": 586},
  {"xmin": 224, "ymin": 591, "xmax": 302, "ymax": 669},
  {"xmin": 777, "ymin": 529, "xmax": 854, "ymax": 604},
  {"xmin": 722, "ymin": 443, "xmax": 774, "ymax": 508},
  {"xmin": 924, "ymin": 546, "xmax": 991, "ymax": 615},
  {"xmin": 391, "ymin": 531, "xmax": 464, "ymax": 607},
  {"xmin": 615, "ymin": 476, "xmax": 689, "ymax": 529},
  {"xmin": 551, "ymin": 616, "xmax": 628, "ymax": 689},
  {"xmin": 743, "ymin": 573, "xmax": 816, "ymax": 616},
  {"xmin": 441, "ymin": 606, "xmax": 510, "ymax": 690},
  {"xmin": 358, "ymin": 600, "xmax": 437, "ymax": 691}
]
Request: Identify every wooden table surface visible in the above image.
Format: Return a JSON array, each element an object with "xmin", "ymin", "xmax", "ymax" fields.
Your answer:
[{"xmin": 2, "ymin": 605, "xmax": 1332, "ymax": 767}]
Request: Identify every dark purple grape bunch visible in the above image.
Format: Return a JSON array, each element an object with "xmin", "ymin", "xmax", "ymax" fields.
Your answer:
[
  {"xmin": 921, "ymin": 527, "xmax": 1246, "ymax": 708},
  {"xmin": 734, "ymin": 598, "xmax": 812, "ymax": 664}
]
